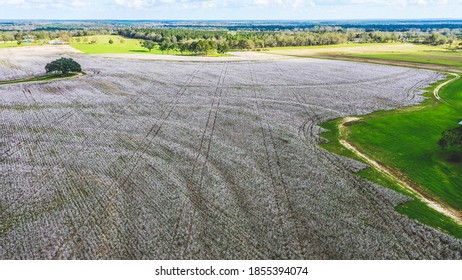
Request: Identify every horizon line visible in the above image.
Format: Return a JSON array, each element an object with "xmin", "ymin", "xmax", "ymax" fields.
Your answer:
[{"xmin": 1, "ymin": 18, "xmax": 462, "ymax": 22}]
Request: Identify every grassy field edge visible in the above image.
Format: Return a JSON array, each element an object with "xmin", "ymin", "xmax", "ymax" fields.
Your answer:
[
  {"xmin": 0, "ymin": 73, "xmax": 81, "ymax": 86},
  {"xmin": 319, "ymin": 76, "xmax": 462, "ymax": 239}
]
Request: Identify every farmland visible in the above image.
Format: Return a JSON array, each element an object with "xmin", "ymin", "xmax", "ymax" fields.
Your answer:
[
  {"xmin": 70, "ymin": 35, "xmax": 163, "ymax": 55},
  {"xmin": 268, "ymin": 43, "xmax": 462, "ymax": 71},
  {"xmin": 321, "ymin": 73, "xmax": 462, "ymax": 238},
  {"xmin": 1, "ymin": 46, "xmax": 462, "ymax": 259}
]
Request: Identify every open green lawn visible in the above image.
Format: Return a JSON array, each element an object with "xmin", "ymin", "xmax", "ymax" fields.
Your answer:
[
  {"xmin": 320, "ymin": 75, "xmax": 462, "ymax": 239},
  {"xmin": 267, "ymin": 42, "xmax": 462, "ymax": 71},
  {"xmin": 350, "ymin": 77, "xmax": 462, "ymax": 210},
  {"xmin": 70, "ymin": 35, "xmax": 164, "ymax": 54},
  {"xmin": 0, "ymin": 42, "xmax": 41, "ymax": 48},
  {"xmin": 346, "ymin": 51, "xmax": 462, "ymax": 70},
  {"xmin": 0, "ymin": 42, "xmax": 19, "ymax": 48},
  {"xmin": 69, "ymin": 34, "xmax": 225, "ymax": 56}
]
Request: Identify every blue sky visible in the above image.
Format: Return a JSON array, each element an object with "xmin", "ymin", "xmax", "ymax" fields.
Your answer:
[{"xmin": 0, "ymin": 0, "xmax": 461, "ymax": 20}]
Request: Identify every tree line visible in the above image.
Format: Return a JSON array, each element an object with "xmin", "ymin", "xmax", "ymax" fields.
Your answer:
[
  {"xmin": 1, "ymin": 26, "xmax": 461, "ymax": 52},
  {"xmin": 119, "ymin": 27, "xmax": 461, "ymax": 54}
]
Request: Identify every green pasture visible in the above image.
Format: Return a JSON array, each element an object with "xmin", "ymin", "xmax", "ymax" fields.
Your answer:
[
  {"xmin": 349, "ymin": 76, "xmax": 462, "ymax": 209},
  {"xmin": 0, "ymin": 41, "xmax": 41, "ymax": 48},
  {"xmin": 70, "ymin": 35, "xmax": 163, "ymax": 54},
  {"xmin": 346, "ymin": 51, "xmax": 462, "ymax": 70},
  {"xmin": 320, "ymin": 75, "xmax": 462, "ymax": 239}
]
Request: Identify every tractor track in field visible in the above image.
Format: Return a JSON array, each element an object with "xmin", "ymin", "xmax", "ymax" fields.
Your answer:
[
  {"xmin": 250, "ymin": 62, "xmax": 312, "ymax": 258},
  {"xmin": 271, "ymin": 62, "xmax": 435, "ymax": 258},
  {"xmin": 271, "ymin": 62, "xmax": 423, "ymax": 258},
  {"xmin": 3, "ymin": 50, "xmax": 462, "ymax": 259},
  {"xmin": 168, "ymin": 62, "xmax": 228, "ymax": 258}
]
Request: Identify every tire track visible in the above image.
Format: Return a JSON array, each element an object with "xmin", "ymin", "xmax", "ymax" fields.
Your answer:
[
  {"xmin": 167, "ymin": 63, "xmax": 228, "ymax": 258},
  {"xmin": 271, "ymin": 61, "xmax": 425, "ymax": 258},
  {"xmin": 248, "ymin": 62, "xmax": 311, "ymax": 258}
]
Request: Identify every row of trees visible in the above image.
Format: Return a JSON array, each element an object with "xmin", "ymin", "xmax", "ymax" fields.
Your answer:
[
  {"xmin": 1, "ymin": 27, "xmax": 461, "ymax": 49},
  {"xmin": 141, "ymin": 39, "xmax": 230, "ymax": 55},
  {"xmin": 118, "ymin": 27, "xmax": 462, "ymax": 50}
]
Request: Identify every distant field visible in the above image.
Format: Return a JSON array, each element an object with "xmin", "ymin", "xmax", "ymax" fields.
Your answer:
[
  {"xmin": 0, "ymin": 42, "xmax": 18, "ymax": 48},
  {"xmin": 0, "ymin": 42, "xmax": 40, "ymax": 49},
  {"xmin": 268, "ymin": 43, "xmax": 443, "ymax": 55},
  {"xmin": 70, "ymin": 35, "xmax": 163, "ymax": 54},
  {"xmin": 268, "ymin": 43, "xmax": 462, "ymax": 71},
  {"xmin": 70, "ymin": 35, "xmax": 225, "ymax": 56},
  {"xmin": 345, "ymin": 51, "xmax": 462, "ymax": 70}
]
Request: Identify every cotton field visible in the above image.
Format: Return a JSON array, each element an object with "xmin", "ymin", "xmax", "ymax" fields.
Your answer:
[{"xmin": 1, "ymin": 46, "xmax": 461, "ymax": 259}]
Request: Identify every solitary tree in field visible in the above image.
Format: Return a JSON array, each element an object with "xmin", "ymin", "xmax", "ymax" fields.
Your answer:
[
  {"xmin": 438, "ymin": 126, "xmax": 462, "ymax": 162},
  {"xmin": 141, "ymin": 40, "xmax": 156, "ymax": 52},
  {"xmin": 45, "ymin": 57, "xmax": 82, "ymax": 75},
  {"xmin": 109, "ymin": 38, "xmax": 114, "ymax": 44}
]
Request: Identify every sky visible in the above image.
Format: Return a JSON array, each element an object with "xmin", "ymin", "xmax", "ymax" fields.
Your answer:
[{"xmin": 0, "ymin": 0, "xmax": 461, "ymax": 20}]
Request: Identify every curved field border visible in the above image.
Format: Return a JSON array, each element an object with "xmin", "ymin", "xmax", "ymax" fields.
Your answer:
[
  {"xmin": 320, "ymin": 72, "xmax": 462, "ymax": 239},
  {"xmin": 0, "ymin": 73, "xmax": 82, "ymax": 86}
]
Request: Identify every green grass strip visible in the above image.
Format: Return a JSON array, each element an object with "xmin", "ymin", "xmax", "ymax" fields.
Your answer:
[
  {"xmin": 0, "ymin": 73, "xmax": 79, "ymax": 85},
  {"xmin": 320, "ymin": 75, "xmax": 462, "ymax": 239},
  {"xmin": 345, "ymin": 52, "xmax": 462, "ymax": 71}
]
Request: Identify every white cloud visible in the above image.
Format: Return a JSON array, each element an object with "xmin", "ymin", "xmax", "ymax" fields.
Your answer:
[
  {"xmin": 71, "ymin": 0, "xmax": 86, "ymax": 7},
  {"xmin": 0, "ymin": 0, "xmax": 92, "ymax": 8},
  {"xmin": 0, "ymin": 0, "xmax": 26, "ymax": 4},
  {"xmin": 348, "ymin": 0, "xmax": 451, "ymax": 5},
  {"xmin": 114, "ymin": 0, "xmax": 144, "ymax": 8}
]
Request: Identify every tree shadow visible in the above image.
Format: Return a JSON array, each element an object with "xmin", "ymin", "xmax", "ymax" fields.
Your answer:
[{"xmin": 129, "ymin": 50, "xmax": 149, "ymax": 53}]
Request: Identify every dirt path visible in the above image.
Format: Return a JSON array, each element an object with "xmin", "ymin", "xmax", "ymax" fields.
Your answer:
[
  {"xmin": 337, "ymin": 73, "xmax": 462, "ymax": 226},
  {"xmin": 434, "ymin": 73, "xmax": 460, "ymax": 102}
]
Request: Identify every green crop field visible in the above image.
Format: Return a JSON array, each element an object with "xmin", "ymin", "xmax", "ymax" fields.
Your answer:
[
  {"xmin": 0, "ymin": 42, "xmax": 19, "ymax": 48},
  {"xmin": 350, "ymin": 77, "xmax": 462, "ymax": 210},
  {"xmin": 345, "ymin": 51, "xmax": 462, "ymax": 71},
  {"xmin": 321, "ymin": 74, "xmax": 462, "ymax": 239},
  {"xmin": 268, "ymin": 43, "xmax": 462, "ymax": 71},
  {"xmin": 70, "ymin": 35, "xmax": 163, "ymax": 54},
  {"xmin": 0, "ymin": 42, "xmax": 41, "ymax": 48}
]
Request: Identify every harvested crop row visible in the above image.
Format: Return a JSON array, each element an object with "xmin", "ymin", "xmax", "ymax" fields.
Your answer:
[{"xmin": 1, "ymin": 47, "xmax": 460, "ymax": 259}]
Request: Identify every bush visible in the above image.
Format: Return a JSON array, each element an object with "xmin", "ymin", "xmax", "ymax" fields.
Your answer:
[{"xmin": 45, "ymin": 57, "xmax": 82, "ymax": 75}]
